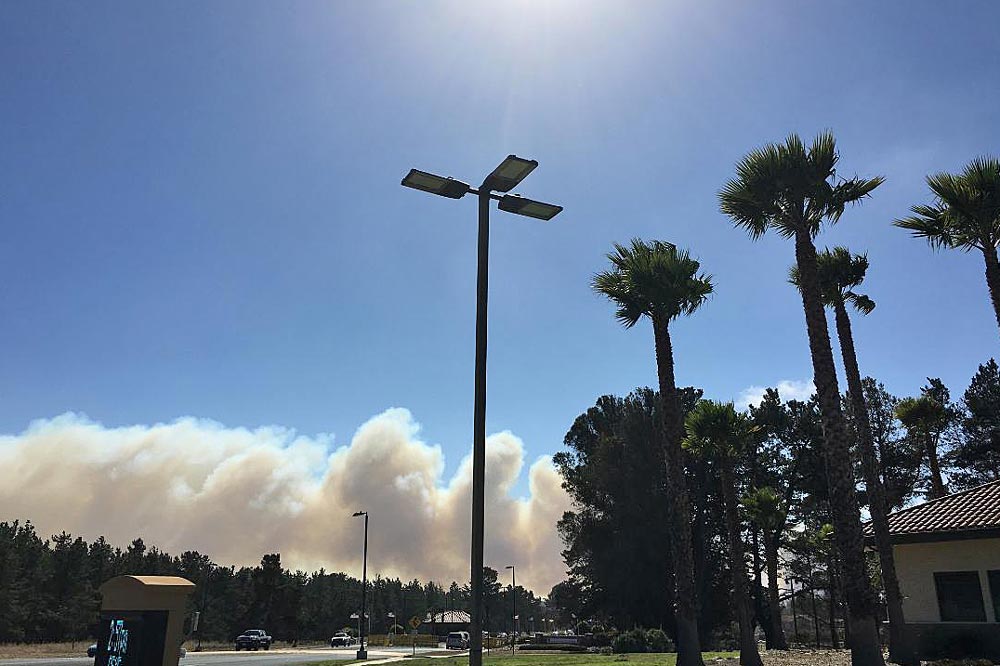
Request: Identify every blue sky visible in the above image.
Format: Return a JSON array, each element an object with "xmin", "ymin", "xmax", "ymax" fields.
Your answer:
[{"xmin": 2, "ymin": 0, "xmax": 998, "ymax": 489}]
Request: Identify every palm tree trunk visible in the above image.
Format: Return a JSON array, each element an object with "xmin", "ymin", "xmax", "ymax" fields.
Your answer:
[
  {"xmin": 751, "ymin": 528, "xmax": 773, "ymax": 648},
  {"xmin": 826, "ymin": 549, "xmax": 840, "ymax": 649},
  {"xmin": 652, "ymin": 317, "xmax": 705, "ymax": 666},
  {"xmin": 981, "ymin": 244, "xmax": 1000, "ymax": 335},
  {"xmin": 833, "ymin": 301, "xmax": 914, "ymax": 664},
  {"xmin": 763, "ymin": 532, "xmax": 788, "ymax": 649},
  {"xmin": 793, "ymin": 230, "xmax": 885, "ymax": 666},
  {"xmin": 747, "ymin": 450, "xmax": 768, "ymax": 647},
  {"xmin": 720, "ymin": 462, "xmax": 763, "ymax": 666},
  {"xmin": 691, "ymin": 460, "xmax": 712, "ymax": 636}
]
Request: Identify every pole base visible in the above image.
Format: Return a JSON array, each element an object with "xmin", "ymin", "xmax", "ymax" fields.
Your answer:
[{"xmin": 356, "ymin": 649, "xmax": 367, "ymax": 660}]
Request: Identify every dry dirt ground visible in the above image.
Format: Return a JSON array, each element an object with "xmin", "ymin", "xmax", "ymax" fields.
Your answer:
[
  {"xmin": 709, "ymin": 650, "xmax": 853, "ymax": 666},
  {"xmin": 0, "ymin": 643, "xmax": 87, "ymax": 659}
]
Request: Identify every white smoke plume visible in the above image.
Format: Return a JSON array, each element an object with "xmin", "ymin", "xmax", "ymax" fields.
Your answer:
[{"xmin": 0, "ymin": 409, "xmax": 571, "ymax": 593}]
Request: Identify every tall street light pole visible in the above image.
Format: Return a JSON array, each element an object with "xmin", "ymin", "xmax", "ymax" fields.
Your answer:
[
  {"xmin": 505, "ymin": 565, "xmax": 516, "ymax": 654},
  {"xmin": 402, "ymin": 156, "xmax": 562, "ymax": 666},
  {"xmin": 353, "ymin": 511, "xmax": 369, "ymax": 660}
]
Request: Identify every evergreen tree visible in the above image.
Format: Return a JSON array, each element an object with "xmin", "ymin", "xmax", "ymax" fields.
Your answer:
[{"xmin": 953, "ymin": 359, "xmax": 1000, "ymax": 488}]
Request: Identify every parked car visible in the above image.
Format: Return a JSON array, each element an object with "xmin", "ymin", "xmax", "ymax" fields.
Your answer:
[
  {"xmin": 235, "ymin": 629, "xmax": 272, "ymax": 651},
  {"xmin": 330, "ymin": 632, "xmax": 355, "ymax": 647},
  {"xmin": 446, "ymin": 631, "xmax": 470, "ymax": 650}
]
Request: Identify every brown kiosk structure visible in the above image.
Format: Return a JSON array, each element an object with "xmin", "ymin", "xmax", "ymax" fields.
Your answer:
[{"xmin": 96, "ymin": 576, "xmax": 195, "ymax": 666}]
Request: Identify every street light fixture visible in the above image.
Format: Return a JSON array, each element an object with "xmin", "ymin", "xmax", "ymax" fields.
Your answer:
[
  {"xmin": 497, "ymin": 195, "xmax": 563, "ymax": 221},
  {"xmin": 401, "ymin": 170, "xmax": 471, "ymax": 199},
  {"xmin": 401, "ymin": 155, "xmax": 562, "ymax": 666},
  {"xmin": 353, "ymin": 511, "xmax": 369, "ymax": 660},
  {"xmin": 484, "ymin": 155, "xmax": 537, "ymax": 192}
]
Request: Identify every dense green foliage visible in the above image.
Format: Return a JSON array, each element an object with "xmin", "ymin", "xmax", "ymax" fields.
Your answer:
[
  {"xmin": 553, "ymin": 388, "xmax": 732, "ymax": 644},
  {"xmin": 0, "ymin": 524, "xmax": 546, "ymax": 644},
  {"xmin": 952, "ymin": 359, "xmax": 1000, "ymax": 487},
  {"xmin": 551, "ymin": 360, "xmax": 1000, "ymax": 649}
]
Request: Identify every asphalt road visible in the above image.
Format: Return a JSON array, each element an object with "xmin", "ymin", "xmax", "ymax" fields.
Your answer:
[{"xmin": 0, "ymin": 645, "xmax": 445, "ymax": 666}]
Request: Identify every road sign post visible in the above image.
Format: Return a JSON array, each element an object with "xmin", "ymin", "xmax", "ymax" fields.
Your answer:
[{"xmin": 408, "ymin": 615, "xmax": 421, "ymax": 656}]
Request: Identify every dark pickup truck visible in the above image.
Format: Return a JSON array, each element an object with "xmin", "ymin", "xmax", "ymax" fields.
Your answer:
[{"xmin": 235, "ymin": 629, "xmax": 272, "ymax": 650}]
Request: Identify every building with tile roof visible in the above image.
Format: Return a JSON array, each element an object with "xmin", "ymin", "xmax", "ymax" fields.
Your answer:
[{"xmin": 866, "ymin": 480, "xmax": 1000, "ymax": 660}]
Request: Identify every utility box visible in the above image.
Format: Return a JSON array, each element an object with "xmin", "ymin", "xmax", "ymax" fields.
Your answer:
[{"xmin": 96, "ymin": 576, "xmax": 195, "ymax": 666}]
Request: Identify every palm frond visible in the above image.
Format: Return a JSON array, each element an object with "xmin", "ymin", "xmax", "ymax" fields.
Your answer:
[
  {"xmin": 791, "ymin": 246, "xmax": 873, "ymax": 310},
  {"xmin": 893, "ymin": 206, "xmax": 957, "ymax": 250},
  {"xmin": 847, "ymin": 292, "xmax": 876, "ymax": 315},
  {"xmin": 720, "ymin": 132, "xmax": 882, "ymax": 241},
  {"xmin": 683, "ymin": 399, "xmax": 751, "ymax": 460},
  {"xmin": 897, "ymin": 156, "xmax": 1000, "ymax": 252},
  {"xmin": 592, "ymin": 239, "xmax": 714, "ymax": 329},
  {"xmin": 826, "ymin": 176, "xmax": 885, "ymax": 223}
]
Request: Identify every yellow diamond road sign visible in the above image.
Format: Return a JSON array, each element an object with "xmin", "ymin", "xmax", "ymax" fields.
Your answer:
[{"xmin": 409, "ymin": 615, "xmax": 421, "ymax": 630}]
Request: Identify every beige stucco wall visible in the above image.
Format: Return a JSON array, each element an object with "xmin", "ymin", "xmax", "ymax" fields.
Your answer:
[{"xmin": 894, "ymin": 538, "xmax": 1000, "ymax": 623}]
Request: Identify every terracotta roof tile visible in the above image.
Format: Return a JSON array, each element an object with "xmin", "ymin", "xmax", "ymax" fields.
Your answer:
[{"xmin": 865, "ymin": 479, "xmax": 1000, "ymax": 539}]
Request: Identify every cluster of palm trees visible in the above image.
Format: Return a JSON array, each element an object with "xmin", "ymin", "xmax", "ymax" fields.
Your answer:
[{"xmin": 592, "ymin": 132, "xmax": 1000, "ymax": 666}]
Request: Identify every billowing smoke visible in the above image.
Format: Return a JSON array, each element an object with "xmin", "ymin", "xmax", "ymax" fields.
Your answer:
[{"xmin": 0, "ymin": 409, "xmax": 571, "ymax": 593}]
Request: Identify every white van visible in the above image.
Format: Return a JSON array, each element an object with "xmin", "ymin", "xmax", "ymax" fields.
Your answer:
[{"xmin": 446, "ymin": 631, "xmax": 470, "ymax": 649}]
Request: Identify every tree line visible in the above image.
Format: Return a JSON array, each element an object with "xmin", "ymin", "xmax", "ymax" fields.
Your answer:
[
  {"xmin": 550, "ymin": 136, "xmax": 1000, "ymax": 666},
  {"xmin": 0, "ymin": 525, "xmax": 548, "ymax": 644}
]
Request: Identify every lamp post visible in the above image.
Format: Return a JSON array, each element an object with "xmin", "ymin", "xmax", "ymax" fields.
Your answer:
[
  {"xmin": 505, "ymin": 565, "xmax": 516, "ymax": 653},
  {"xmin": 402, "ymin": 156, "xmax": 562, "ymax": 666},
  {"xmin": 789, "ymin": 577, "xmax": 798, "ymax": 643},
  {"xmin": 353, "ymin": 511, "xmax": 369, "ymax": 660}
]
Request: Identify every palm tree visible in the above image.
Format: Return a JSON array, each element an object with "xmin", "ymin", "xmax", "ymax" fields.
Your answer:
[
  {"xmin": 684, "ymin": 401, "xmax": 763, "ymax": 666},
  {"xmin": 894, "ymin": 157, "xmax": 1000, "ymax": 335},
  {"xmin": 719, "ymin": 132, "xmax": 886, "ymax": 666},
  {"xmin": 790, "ymin": 248, "xmax": 913, "ymax": 663},
  {"xmin": 593, "ymin": 239, "xmax": 713, "ymax": 666},
  {"xmin": 742, "ymin": 486, "xmax": 788, "ymax": 650},
  {"xmin": 895, "ymin": 395, "xmax": 949, "ymax": 499}
]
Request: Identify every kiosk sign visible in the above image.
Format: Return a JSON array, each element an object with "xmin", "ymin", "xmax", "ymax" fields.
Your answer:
[
  {"xmin": 104, "ymin": 619, "xmax": 130, "ymax": 666},
  {"xmin": 94, "ymin": 611, "xmax": 168, "ymax": 666},
  {"xmin": 96, "ymin": 576, "xmax": 194, "ymax": 666}
]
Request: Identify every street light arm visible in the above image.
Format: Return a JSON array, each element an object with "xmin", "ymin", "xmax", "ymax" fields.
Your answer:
[{"xmin": 467, "ymin": 187, "xmax": 503, "ymax": 201}]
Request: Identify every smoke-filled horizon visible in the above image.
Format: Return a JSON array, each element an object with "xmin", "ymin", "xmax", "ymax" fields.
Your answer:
[{"xmin": 0, "ymin": 409, "xmax": 571, "ymax": 593}]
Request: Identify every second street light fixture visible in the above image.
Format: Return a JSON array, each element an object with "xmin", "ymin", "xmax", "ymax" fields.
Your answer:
[
  {"xmin": 400, "ymin": 170, "xmax": 471, "ymax": 199},
  {"xmin": 401, "ymin": 155, "xmax": 562, "ymax": 666},
  {"xmin": 484, "ymin": 155, "xmax": 537, "ymax": 192},
  {"xmin": 497, "ymin": 194, "xmax": 563, "ymax": 221}
]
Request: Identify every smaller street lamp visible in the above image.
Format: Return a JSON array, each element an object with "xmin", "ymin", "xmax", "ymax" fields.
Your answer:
[
  {"xmin": 505, "ymin": 565, "xmax": 516, "ymax": 653},
  {"xmin": 353, "ymin": 511, "xmax": 369, "ymax": 660}
]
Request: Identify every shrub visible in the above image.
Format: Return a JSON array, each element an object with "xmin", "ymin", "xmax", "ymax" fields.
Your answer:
[
  {"xmin": 612, "ymin": 628, "xmax": 647, "ymax": 653},
  {"xmin": 644, "ymin": 628, "xmax": 673, "ymax": 653}
]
